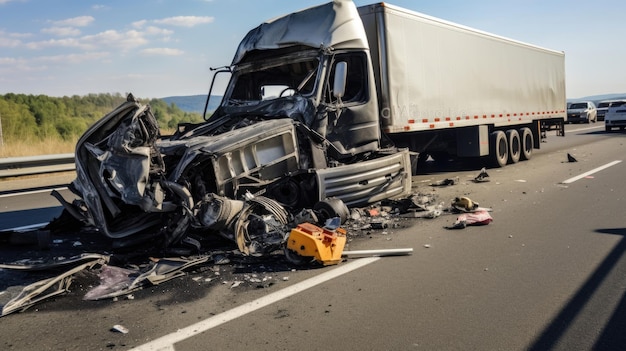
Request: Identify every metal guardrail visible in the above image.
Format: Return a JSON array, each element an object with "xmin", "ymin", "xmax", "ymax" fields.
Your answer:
[{"xmin": 0, "ymin": 153, "xmax": 75, "ymax": 178}]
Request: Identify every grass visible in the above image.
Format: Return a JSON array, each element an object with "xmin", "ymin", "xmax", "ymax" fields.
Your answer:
[
  {"xmin": 0, "ymin": 128, "xmax": 176, "ymax": 158},
  {"xmin": 0, "ymin": 137, "xmax": 77, "ymax": 158}
]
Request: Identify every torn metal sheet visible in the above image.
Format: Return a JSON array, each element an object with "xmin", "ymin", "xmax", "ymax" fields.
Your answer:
[
  {"xmin": 235, "ymin": 195, "xmax": 291, "ymax": 257},
  {"xmin": 84, "ymin": 256, "xmax": 210, "ymax": 300},
  {"xmin": 1, "ymin": 254, "xmax": 109, "ymax": 317}
]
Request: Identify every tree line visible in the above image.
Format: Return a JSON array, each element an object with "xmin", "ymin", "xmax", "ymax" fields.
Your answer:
[{"xmin": 0, "ymin": 93, "xmax": 204, "ymax": 144}]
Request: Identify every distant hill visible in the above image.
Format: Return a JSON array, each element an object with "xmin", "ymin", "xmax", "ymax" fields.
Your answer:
[
  {"xmin": 568, "ymin": 93, "xmax": 626, "ymax": 105},
  {"xmin": 160, "ymin": 95, "xmax": 222, "ymax": 114}
]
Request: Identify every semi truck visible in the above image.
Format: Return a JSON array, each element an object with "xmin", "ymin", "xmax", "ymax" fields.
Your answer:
[
  {"xmin": 356, "ymin": 2, "xmax": 566, "ymax": 166},
  {"xmin": 59, "ymin": 0, "xmax": 566, "ymax": 250}
]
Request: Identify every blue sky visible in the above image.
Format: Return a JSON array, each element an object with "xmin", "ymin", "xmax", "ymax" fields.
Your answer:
[{"xmin": 1, "ymin": 0, "xmax": 624, "ymax": 99}]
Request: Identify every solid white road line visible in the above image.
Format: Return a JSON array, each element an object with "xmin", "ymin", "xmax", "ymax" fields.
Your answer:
[
  {"xmin": 130, "ymin": 256, "xmax": 381, "ymax": 351},
  {"xmin": 0, "ymin": 187, "xmax": 68, "ymax": 198},
  {"xmin": 561, "ymin": 160, "xmax": 622, "ymax": 184}
]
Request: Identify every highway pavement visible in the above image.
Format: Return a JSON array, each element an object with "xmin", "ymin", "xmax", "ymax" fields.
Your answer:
[{"xmin": 1, "ymin": 123, "xmax": 625, "ymax": 350}]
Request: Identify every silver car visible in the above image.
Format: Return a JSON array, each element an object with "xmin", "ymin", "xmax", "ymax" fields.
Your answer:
[
  {"xmin": 567, "ymin": 101, "xmax": 597, "ymax": 123},
  {"xmin": 597, "ymin": 99, "xmax": 626, "ymax": 121}
]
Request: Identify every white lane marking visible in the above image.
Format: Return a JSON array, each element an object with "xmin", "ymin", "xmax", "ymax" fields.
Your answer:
[
  {"xmin": 568, "ymin": 125, "xmax": 604, "ymax": 133},
  {"xmin": 130, "ymin": 257, "xmax": 381, "ymax": 351},
  {"xmin": 561, "ymin": 160, "xmax": 622, "ymax": 184},
  {"xmin": 0, "ymin": 187, "xmax": 68, "ymax": 198},
  {"xmin": 4, "ymin": 223, "xmax": 49, "ymax": 232}
]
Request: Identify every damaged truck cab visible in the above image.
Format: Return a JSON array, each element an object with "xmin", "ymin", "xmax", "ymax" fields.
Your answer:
[
  {"xmin": 161, "ymin": 1, "xmax": 410, "ymax": 208},
  {"xmin": 185, "ymin": 0, "xmax": 410, "ymax": 207},
  {"xmin": 60, "ymin": 0, "xmax": 411, "ymax": 249}
]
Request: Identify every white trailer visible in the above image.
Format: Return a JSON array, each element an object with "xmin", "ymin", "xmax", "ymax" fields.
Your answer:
[{"xmin": 358, "ymin": 3, "xmax": 566, "ymax": 167}]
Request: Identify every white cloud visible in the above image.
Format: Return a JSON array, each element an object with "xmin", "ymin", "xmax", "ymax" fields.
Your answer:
[
  {"xmin": 0, "ymin": 57, "xmax": 47, "ymax": 73},
  {"xmin": 0, "ymin": 57, "xmax": 19, "ymax": 65},
  {"xmin": 81, "ymin": 29, "xmax": 148, "ymax": 51},
  {"xmin": 25, "ymin": 37, "xmax": 83, "ymax": 50},
  {"xmin": 140, "ymin": 47, "xmax": 184, "ymax": 56},
  {"xmin": 42, "ymin": 26, "xmax": 81, "ymax": 37},
  {"xmin": 23, "ymin": 29, "xmax": 149, "ymax": 51},
  {"xmin": 153, "ymin": 16, "xmax": 214, "ymax": 27},
  {"xmin": 35, "ymin": 51, "xmax": 110, "ymax": 64},
  {"xmin": 144, "ymin": 26, "xmax": 174, "ymax": 36},
  {"xmin": 132, "ymin": 20, "xmax": 148, "ymax": 29},
  {"xmin": 0, "ymin": 35, "xmax": 21, "ymax": 47},
  {"xmin": 52, "ymin": 16, "xmax": 95, "ymax": 27}
]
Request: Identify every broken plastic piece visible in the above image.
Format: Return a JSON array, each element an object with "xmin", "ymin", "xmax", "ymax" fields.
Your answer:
[
  {"xmin": 473, "ymin": 167, "xmax": 490, "ymax": 182},
  {"xmin": 430, "ymin": 177, "xmax": 458, "ymax": 186},
  {"xmin": 285, "ymin": 222, "xmax": 347, "ymax": 265},
  {"xmin": 446, "ymin": 210, "xmax": 493, "ymax": 229},
  {"xmin": 567, "ymin": 153, "xmax": 577, "ymax": 162},
  {"xmin": 111, "ymin": 324, "xmax": 129, "ymax": 334},
  {"xmin": 451, "ymin": 196, "xmax": 479, "ymax": 212}
]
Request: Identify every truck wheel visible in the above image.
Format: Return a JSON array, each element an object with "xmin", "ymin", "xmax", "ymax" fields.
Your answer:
[
  {"xmin": 520, "ymin": 127, "xmax": 533, "ymax": 161},
  {"xmin": 314, "ymin": 197, "xmax": 350, "ymax": 224},
  {"xmin": 506, "ymin": 129, "xmax": 521, "ymax": 164},
  {"xmin": 490, "ymin": 131, "xmax": 508, "ymax": 167}
]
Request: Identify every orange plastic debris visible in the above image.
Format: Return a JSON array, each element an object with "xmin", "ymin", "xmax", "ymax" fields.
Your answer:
[{"xmin": 286, "ymin": 222, "xmax": 347, "ymax": 265}]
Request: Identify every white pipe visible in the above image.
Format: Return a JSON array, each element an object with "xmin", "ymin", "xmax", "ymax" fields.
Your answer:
[{"xmin": 342, "ymin": 248, "xmax": 413, "ymax": 257}]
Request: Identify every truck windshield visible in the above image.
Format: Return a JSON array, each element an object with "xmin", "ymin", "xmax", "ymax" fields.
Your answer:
[{"xmin": 226, "ymin": 55, "xmax": 319, "ymax": 104}]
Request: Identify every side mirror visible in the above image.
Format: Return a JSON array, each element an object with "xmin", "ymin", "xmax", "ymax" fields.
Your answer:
[{"xmin": 333, "ymin": 61, "xmax": 347, "ymax": 99}]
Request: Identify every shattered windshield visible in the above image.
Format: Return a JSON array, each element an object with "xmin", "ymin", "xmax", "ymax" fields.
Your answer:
[{"xmin": 226, "ymin": 53, "xmax": 319, "ymax": 105}]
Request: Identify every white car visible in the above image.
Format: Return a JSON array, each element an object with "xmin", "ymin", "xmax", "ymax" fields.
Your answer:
[
  {"xmin": 567, "ymin": 101, "xmax": 597, "ymax": 123},
  {"xmin": 604, "ymin": 101, "xmax": 626, "ymax": 131}
]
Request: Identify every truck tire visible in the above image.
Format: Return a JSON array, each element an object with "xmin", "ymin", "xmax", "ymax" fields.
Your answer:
[
  {"xmin": 506, "ymin": 129, "xmax": 521, "ymax": 164},
  {"xmin": 520, "ymin": 127, "xmax": 533, "ymax": 160},
  {"xmin": 490, "ymin": 131, "xmax": 508, "ymax": 167}
]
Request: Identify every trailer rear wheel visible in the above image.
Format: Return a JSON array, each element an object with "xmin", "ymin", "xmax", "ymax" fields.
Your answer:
[
  {"xmin": 506, "ymin": 129, "xmax": 521, "ymax": 164},
  {"xmin": 520, "ymin": 127, "xmax": 533, "ymax": 160},
  {"xmin": 490, "ymin": 131, "xmax": 508, "ymax": 167}
]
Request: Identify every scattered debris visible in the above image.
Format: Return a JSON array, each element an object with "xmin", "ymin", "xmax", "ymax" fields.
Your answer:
[
  {"xmin": 567, "ymin": 153, "xmax": 578, "ymax": 162},
  {"xmin": 446, "ymin": 196, "xmax": 493, "ymax": 229},
  {"xmin": 473, "ymin": 167, "xmax": 490, "ymax": 182},
  {"xmin": 84, "ymin": 256, "xmax": 210, "ymax": 301},
  {"xmin": 430, "ymin": 177, "xmax": 459, "ymax": 186},
  {"xmin": 111, "ymin": 324, "xmax": 129, "ymax": 334},
  {"xmin": 451, "ymin": 197, "xmax": 479, "ymax": 212},
  {"xmin": 0, "ymin": 254, "xmax": 109, "ymax": 317},
  {"xmin": 0, "ymin": 181, "xmax": 495, "ymax": 316},
  {"xmin": 285, "ymin": 222, "xmax": 347, "ymax": 266},
  {"xmin": 446, "ymin": 210, "xmax": 493, "ymax": 229}
]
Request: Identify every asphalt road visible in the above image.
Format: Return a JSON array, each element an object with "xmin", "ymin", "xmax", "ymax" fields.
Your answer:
[{"xmin": 1, "ymin": 123, "xmax": 625, "ymax": 351}]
